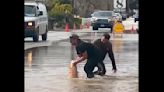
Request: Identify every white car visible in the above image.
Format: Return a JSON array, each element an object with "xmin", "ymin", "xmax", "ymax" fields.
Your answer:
[
  {"xmin": 24, "ymin": 1, "xmax": 48, "ymax": 42},
  {"xmin": 114, "ymin": 13, "xmax": 122, "ymax": 21},
  {"xmin": 91, "ymin": 11, "xmax": 115, "ymax": 31}
]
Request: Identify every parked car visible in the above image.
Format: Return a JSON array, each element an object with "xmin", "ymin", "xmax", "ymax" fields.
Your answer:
[
  {"xmin": 114, "ymin": 13, "xmax": 122, "ymax": 21},
  {"xmin": 120, "ymin": 12, "xmax": 128, "ymax": 20},
  {"xmin": 24, "ymin": 1, "xmax": 48, "ymax": 42},
  {"xmin": 91, "ymin": 11, "xmax": 115, "ymax": 32}
]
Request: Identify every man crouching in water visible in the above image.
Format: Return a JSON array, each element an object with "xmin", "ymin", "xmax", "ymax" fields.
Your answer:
[
  {"xmin": 70, "ymin": 34, "xmax": 102, "ymax": 78},
  {"xmin": 93, "ymin": 33, "xmax": 117, "ymax": 76}
]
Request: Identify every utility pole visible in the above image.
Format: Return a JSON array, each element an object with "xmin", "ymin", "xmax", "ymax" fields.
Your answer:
[
  {"xmin": 107, "ymin": 0, "xmax": 114, "ymax": 10},
  {"xmin": 126, "ymin": 0, "xmax": 129, "ymax": 15},
  {"xmin": 71, "ymin": 0, "xmax": 75, "ymax": 60},
  {"xmin": 72, "ymin": 0, "xmax": 74, "ymax": 16},
  {"xmin": 107, "ymin": 0, "xmax": 110, "ymax": 10}
]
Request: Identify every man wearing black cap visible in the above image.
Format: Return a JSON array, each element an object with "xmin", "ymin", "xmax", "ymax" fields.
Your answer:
[
  {"xmin": 69, "ymin": 34, "xmax": 102, "ymax": 78},
  {"xmin": 93, "ymin": 33, "xmax": 117, "ymax": 76}
]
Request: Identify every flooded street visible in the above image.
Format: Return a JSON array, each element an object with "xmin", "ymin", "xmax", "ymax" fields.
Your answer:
[{"xmin": 25, "ymin": 32, "xmax": 138, "ymax": 92}]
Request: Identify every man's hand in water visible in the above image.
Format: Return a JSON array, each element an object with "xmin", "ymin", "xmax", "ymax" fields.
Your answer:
[
  {"xmin": 112, "ymin": 68, "xmax": 117, "ymax": 73},
  {"xmin": 71, "ymin": 60, "xmax": 78, "ymax": 66},
  {"xmin": 73, "ymin": 62, "xmax": 78, "ymax": 66}
]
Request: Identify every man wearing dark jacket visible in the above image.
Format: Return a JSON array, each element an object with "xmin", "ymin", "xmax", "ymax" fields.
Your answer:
[
  {"xmin": 93, "ymin": 33, "xmax": 117, "ymax": 76},
  {"xmin": 69, "ymin": 34, "xmax": 102, "ymax": 78}
]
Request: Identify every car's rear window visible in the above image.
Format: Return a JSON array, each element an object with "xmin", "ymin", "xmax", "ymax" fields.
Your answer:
[{"xmin": 93, "ymin": 11, "xmax": 113, "ymax": 17}]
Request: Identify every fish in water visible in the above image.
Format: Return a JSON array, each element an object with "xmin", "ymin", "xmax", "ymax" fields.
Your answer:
[{"xmin": 68, "ymin": 60, "xmax": 78, "ymax": 78}]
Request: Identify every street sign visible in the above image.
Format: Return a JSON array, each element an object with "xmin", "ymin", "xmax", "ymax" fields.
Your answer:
[
  {"xmin": 113, "ymin": 22, "xmax": 124, "ymax": 33},
  {"xmin": 114, "ymin": 0, "xmax": 126, "ymax": 9}
]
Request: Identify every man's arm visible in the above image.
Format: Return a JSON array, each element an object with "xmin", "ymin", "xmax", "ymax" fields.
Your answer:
[
  {"xmin": 93, "ymin": 39, "xmax": 99, "ymax": 45},
  {"xmin": 73, "ymin": 51, "xmax": 88, "ymax": 65},
  {"xmin": 107, "ymin": 42, "xmax": 117, "ymax": 71}
]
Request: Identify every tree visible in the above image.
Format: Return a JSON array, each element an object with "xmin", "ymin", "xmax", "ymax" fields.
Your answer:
[
  {"xmin": 48, "ymin": 0, "xmax": 72, "ymax": 16},
  {"xmin": 47, "ymin": 0, "xmax": 73, "ymax": 28}
]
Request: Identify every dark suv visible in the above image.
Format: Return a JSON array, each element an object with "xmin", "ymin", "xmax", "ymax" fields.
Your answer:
[{"xmin": 91, "ymin": 11, "xmax": 115, "ymax": 31}]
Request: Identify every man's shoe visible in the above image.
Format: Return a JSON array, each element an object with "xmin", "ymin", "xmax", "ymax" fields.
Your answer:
[
  {"xmin": 87, "ymin": 73, "xmax": 94, "ymax": 78},
  {"xmin": 94, "ymin": 71, "xmax": 105, "ymax": 76},
  {"xmin": 93, "ymin": 71, "xmax": 101, "ymax": 75},
  {"xmin": 99, "ymin": 73, "xmax": 105, "ymax": 76}
]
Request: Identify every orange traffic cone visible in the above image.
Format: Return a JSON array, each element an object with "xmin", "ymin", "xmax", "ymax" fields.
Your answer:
[
  {"xmin": 131, "ymin": 25, "xmax": 135, "ymax": 33},
  {"xmin": 73, "ymin": 23, "xmax": 76, "ymax": 31},
  {"xmin": 65, "ymin": 23, "xmax": 69, "ymax": 32},
  {"xmin": 80, "ymin": 24, "xmax": 83, "ymax": 30},
  {"xmin": 87, "ymin": 22, "xmax": 89, "ymax": 29}
]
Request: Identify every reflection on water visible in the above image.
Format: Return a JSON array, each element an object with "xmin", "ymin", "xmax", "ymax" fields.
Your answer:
[
  {"xmin": 67, "ymin": 75, "xmax": 137, "ymax": 92},
  {"xmin": 27, "ymin": 51, "xmax": 32, "ymax": 68},
  {"xmin": 68, "ymin": 78, "xmax": 109, "ymax": 92},
  {"xmin": 25, "ymin": 33, "xmax": 138, "ymax": 92},
  {"xmin": 112, "ymin": 40, "xmax": 123, "ymax": 53}
]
